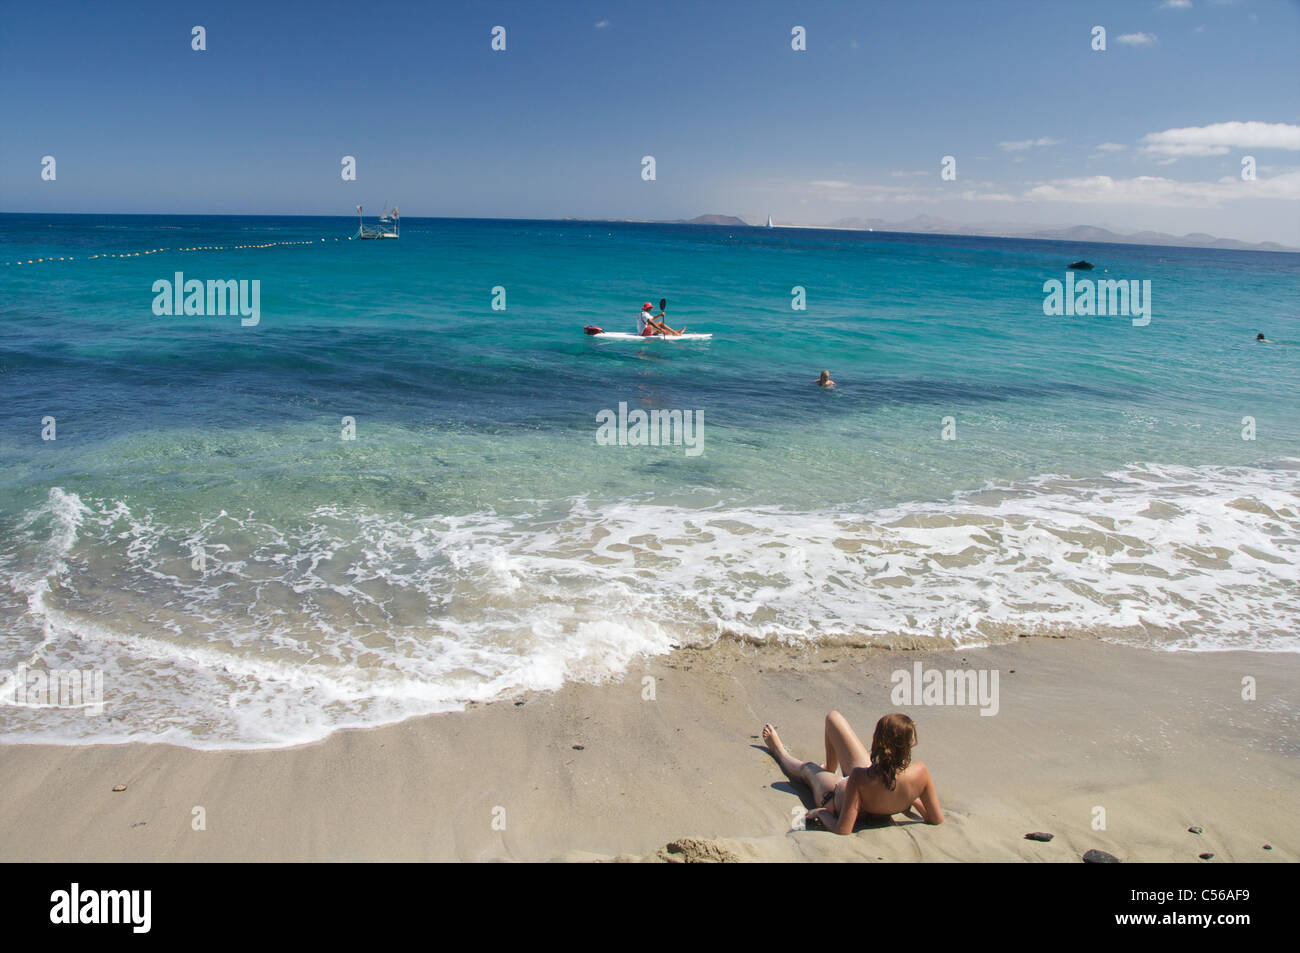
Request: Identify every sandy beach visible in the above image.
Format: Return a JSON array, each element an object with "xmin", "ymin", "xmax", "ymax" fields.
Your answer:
[{"xmin": 1, "ymin": 637, "xmax": 1294, "ymax": 863}]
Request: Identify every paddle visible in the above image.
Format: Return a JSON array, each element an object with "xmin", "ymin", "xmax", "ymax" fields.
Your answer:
[
  {"xmin": 658, "ymin": 297, "xmax": 676, "ymax": 334},
  {"xmin": 658, "ymin": 297, "xmax": 684, "ymax": 335}
]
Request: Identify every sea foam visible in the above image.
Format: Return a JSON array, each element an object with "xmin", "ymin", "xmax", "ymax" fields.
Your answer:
[{"xmin": 1, "ymin": 461, "xmax": 1296, "ymax": 748}]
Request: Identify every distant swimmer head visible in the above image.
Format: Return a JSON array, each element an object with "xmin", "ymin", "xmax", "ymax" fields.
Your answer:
[
  {"xmin": 817, "ymin": 369, "xmax": 835, "ymax": 387},
  {"xmin": 1257, "ymin": 333, "xmax": 1267, "ymax": 341},
  {"xmin": 871, "ymin": 713, "xmax": 918, "ymax": 791}
]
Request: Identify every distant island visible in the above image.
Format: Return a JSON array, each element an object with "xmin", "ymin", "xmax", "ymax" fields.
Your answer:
[
  {"xmin": 664, "ymin": 214, "xmax": 751, "ymax": 227},
  {"xmin": 618, "ymin": 212, "xmax": 1296, "ymax": 253},
  {"xmin": 818, "ymin": 215, "xmax": 1298, "ymax": 253}
]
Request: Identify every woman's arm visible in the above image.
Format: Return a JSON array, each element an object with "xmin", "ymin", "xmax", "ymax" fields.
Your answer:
[
  {"xmin": 916, "ymin": 763, "xmax": 944, "ymax": 825},
  {"xmin": 822, "ymin": 769, "xmax": 869, "ymax": 835},
  {"xmin": 803, "ymin": 808, "xmax": 835, "ymax": 830},
  {"xmin": 804, "ymin": 783, "xmax": 859, "ymax": 835}
]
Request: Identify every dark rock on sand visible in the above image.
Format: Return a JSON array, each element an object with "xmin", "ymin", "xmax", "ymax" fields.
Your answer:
[
  {"xmin": 1188, "ymin": 826, "xmax": 1203, "ymax": 834},
  {"xmin": 1199, "ymin": 852, "xmax": 1215, "ymax": 861},
  {"xmin": 1025, "ymin": 832, "xmax": 1054, "ymax": 842},
  {"xmin": 1082, "ymin": 849, "xmax": 1121, "ymax": 863}
]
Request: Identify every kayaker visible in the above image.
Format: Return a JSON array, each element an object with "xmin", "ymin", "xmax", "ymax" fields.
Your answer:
[{"xmin": 637, "ymin": 302, "xmax": 683, "ymax": 336}]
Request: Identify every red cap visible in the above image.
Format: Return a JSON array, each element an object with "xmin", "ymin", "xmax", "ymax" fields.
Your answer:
[{"xmin": 642, "ymin": 302, "xmax": 653, "ymax": 310}]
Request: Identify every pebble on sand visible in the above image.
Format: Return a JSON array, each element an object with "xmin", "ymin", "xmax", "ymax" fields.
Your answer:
[
  {"xmin": 1199, "ymin": 852, "xmax": 1215, "ymax": 861},
  {"xmin": 1082, "ymin": 849, "xmax": 1121, "ymax": 863},
  {"xmin": 112, "ymin": 784, "xmax": 126, "ymax": 793},
  {"xmin": 572, "ymin": 744, "xmax": 584, "ymax": 750},
  {"xmin": 1024, "ymin": 832, "xmax": 1054, "ymax": 842},
  {"xmin": 1188, "ymin": 826, "xmax": 1203, "ymax": 834}
]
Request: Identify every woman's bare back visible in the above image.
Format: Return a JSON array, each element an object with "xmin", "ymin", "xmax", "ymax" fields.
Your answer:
[{"xmin": 851, "ymin": 762, "xmax": 933, "ymax": 816}]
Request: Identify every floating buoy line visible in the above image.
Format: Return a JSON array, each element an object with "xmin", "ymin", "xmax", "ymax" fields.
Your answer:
[{"xmin": 3, "ymin": 236, "xmax": 349, "ymax": 268}]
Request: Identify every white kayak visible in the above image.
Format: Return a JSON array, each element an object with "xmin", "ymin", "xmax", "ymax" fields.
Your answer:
[{"xmin": 588, "ymin": 331, "xmax": 712, "ymax": 341}]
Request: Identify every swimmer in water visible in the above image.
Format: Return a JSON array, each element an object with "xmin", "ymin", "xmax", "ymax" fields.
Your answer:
[
  {"xmin": 817, "ymin": 369, "xmax": 835, "ymax": 388},
  {"xmin": 1257, "ymin": 332, "xmax": 1272, "ymax": 343}
]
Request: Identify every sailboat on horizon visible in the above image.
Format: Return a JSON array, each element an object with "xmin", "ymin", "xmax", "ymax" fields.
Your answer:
[{"xmin": 766, "ymin": 215, "xmax": 773, "ymax": 228}]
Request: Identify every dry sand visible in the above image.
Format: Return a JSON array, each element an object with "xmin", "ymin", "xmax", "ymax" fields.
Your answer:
[{"xmin": 0, "ymin": 637, "xmax": 1295, "ymax": 862}]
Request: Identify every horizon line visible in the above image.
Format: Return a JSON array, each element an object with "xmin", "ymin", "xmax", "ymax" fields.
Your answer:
[{"xmin": 2, "ymin": 211, "xmax": 1295, "ymax": 254}]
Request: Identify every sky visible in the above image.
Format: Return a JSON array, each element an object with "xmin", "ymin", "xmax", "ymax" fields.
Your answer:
[{"xmin": 1, "ymin": 0, "xmax": 1298, "ymax": 244}]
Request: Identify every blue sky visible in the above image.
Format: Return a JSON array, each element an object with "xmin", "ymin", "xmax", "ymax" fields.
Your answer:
[{"xmin": 2, "ymin": 0, "xmax": 1297, "ymax": 243}]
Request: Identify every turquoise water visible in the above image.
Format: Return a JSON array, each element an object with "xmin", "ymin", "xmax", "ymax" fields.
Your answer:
[{"xmin": 2, "ymin": 214, "xmax": 1298, "ymax": 746}]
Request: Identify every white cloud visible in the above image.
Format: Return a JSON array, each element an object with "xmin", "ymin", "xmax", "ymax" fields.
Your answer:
[
  {"xmin": 594, "ymin": 20, "xmax": 610, "ymax": 29},
  {"xmin": 778, "ymin": 168, "xmax": 1300, "ymax": 223},
  {"xmin": 999, "ymin": 137, "xmax": 1064, "ymax": 152},
  {"xmin": 1141, "ymin": 121, "xmax": 1300, "ymax": 157},
  {"xmin": 1160, "ymin": 0, "xmax": 1192, "ymax": 9},
  {"xmin": 1116, "ymin": 32, "xmax": 1159, "ymax": 46},
  {"xmin": 1023, "ymin": 171, "xmax": 1300, "ymax": 207},
  {"xmin": 1096, "ymin": 142, "xmax": 1127, "ymax": 152}
]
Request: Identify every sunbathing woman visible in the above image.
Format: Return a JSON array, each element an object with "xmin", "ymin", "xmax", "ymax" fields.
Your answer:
[{"xmin": 762, "ymin": 712, "xmax": 943, "ymax": 834}]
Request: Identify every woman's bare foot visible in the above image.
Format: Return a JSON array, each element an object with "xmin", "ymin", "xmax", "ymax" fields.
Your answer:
[
  {"xmin": 762, "ymin": 723, "xmax": 816, "ymax": 780},
  {"xmin": 761, "ymin": 723, "xmax": 784, "ymax": 754}
]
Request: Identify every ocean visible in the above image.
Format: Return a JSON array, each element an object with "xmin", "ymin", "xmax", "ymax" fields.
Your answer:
[{"xmin": 1, "ymin": 213, "xmax": 1297, "ymax": 747}]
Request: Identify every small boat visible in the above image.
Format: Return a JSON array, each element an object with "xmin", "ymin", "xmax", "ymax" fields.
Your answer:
[
  {"xmin": 1068, "ymin": 260, "xmax": 1094, "ymax": 270},
  {"xmin": 584, "ymin": 327, "xmax": 712, "ymax": 341},
  {"xmin": 356, "ymin": 204, "xmax": 399, "ymax": 239}
]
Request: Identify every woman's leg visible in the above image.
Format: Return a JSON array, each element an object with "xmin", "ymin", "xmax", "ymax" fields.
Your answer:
[
  {"xmin": 762, "ymin": 724, "xmax": 837, "ymax": 805},
  {"xmin": 824, "ymin": 711, "xmax": 872, "ymax": 775}
]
